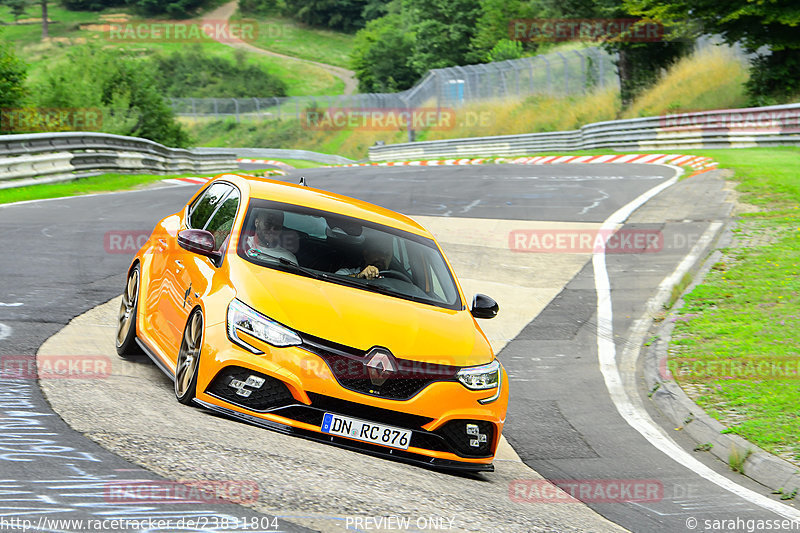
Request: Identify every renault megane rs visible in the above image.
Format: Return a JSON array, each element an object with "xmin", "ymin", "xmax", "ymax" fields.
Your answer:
[{"xmin": 116, "ymin": 173, "xmax": 508, "ymax": 471}]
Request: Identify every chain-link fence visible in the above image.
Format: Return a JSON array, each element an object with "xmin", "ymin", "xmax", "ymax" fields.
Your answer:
[{"xmin": 169, "ymin": 46, "xmax": 619, "ymax": 122}]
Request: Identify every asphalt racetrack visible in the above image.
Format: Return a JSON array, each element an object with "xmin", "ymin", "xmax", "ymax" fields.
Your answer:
[{"xmin": 1, "ymin": 163, "xmax": 798, "ymax": 532}]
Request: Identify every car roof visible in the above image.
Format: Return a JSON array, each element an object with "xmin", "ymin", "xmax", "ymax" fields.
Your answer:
[{"xmin": 217, "ymin": 174, "xmax": 433, "ymax": 238}]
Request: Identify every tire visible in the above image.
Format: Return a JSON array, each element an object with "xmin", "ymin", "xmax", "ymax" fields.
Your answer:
[
  {"xmin": 116, "ymin": 265, "xmax": 144, "ymax": 358},
  {"xmin": 175, "ymin": 309, "xmax": 203, "ymax": 405}
]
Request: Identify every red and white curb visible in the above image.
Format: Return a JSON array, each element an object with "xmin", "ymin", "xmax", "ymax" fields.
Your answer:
[
  {"xmin": 162, "ymin": 154, "xmax": 718, "ymax": 186},
  {"xmin": 162, "ymin": 168, "xmax": 288, "ymax": 187},
  {"xmin": 162, "ymin": 177, "xmax": 211, "ymax": 186},
  {"xmin": 237, "ymin": 158, "xmax": 295, "ymax": 169},
  {"xmin": 328, "ymin": 154, "xmax": 718, "ymax": 172},
  {"xmin": 501, "ymin": 154, "xmax": 717, "ymax": 170}
]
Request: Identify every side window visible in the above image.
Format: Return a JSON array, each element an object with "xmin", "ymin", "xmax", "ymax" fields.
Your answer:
[
  {"xmin": 189, "ymin": 183, "xmax": 232, "ymax": 230},
  {"xmin": 205, "ymin": 188, "xmax": 240, "ymax": 250}
]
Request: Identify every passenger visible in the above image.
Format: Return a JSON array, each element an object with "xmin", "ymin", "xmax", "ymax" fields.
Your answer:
[{"xmin": 246, "ymin": 209, "xmax": 298, "ymax": 265}]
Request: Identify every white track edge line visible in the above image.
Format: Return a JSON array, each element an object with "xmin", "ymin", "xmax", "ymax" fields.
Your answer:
[{"xmin": 592, "ymin": 165, "xmax": 800, "ymax": 521}]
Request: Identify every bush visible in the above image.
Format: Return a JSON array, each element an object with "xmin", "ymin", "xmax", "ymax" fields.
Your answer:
[
  {"xmin": 151, "ymin": 47, "xmax": 288, "ymax": 98},
  {"xmin": 487, "ymin": 39, "xmax": 523, "ymax": 62},
  {"xmin": 60, "ymin": 0, "xmax": 125, "ymax": 10},
  {"xmin": 0, "ymin": 35, "xmax": 27, "ymax": 109},
  {"xmin": 35, "ymin": 46, "xmax": 190, "ymax": 147},
  {"xmin": 746, "ymin": 49, "xmax": 800, "ymax": 106}
]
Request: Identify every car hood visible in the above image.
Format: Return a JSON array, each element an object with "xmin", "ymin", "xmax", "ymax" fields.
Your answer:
[{"xmin": 231, "ymin": 261, "xmax": 493, "ymax": 366}]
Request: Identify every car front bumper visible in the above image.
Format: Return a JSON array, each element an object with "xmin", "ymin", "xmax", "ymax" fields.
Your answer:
[{"xmin": 194, "ymin": 322, "xmax": 509, "ymax": 470}]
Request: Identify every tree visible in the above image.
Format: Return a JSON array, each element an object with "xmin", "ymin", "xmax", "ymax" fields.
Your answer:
[
  {"xmin": 468, "ymin": 0, "xmax": 540, "ymax": 63},
  {"xmin": 351, "ymin": 13, "xmax": 418, "ymax": 92},
  {"xmin": 0, "ymin": 34, "xmax": 28, "ymax": 109},
  {"xmin": 3, "ymin": 0, "xmax": 30, "ymax": 22},
  {"xmin": 40, "ymin": 0, "xmax": 48, "ymax": 39},
  {"xmin": 532, "ymin": 0, "xmax": 691, "ymax": 106},
  {"xmin": 404, "ymin": 0, "xmax": 482, "ymax": 72},
  {"xmin": 282, "ymin": 0, "xmax": 384, "ymax": 32},
  {"xmin": 625, "ymin": 0, "xmax": 800, "ymax": 104}
]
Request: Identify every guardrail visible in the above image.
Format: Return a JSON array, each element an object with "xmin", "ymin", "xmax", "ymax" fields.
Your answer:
[
  {"xmin": 368, "ymin": 103, "xmax": 800, "ymax": 161},
  {"xmin": 192, "ymin": 147, "xmax": 354, "ymax": 165},
  {"xmin": 0, "ymin": 132, "xmax": 238, "ymax": 190}
]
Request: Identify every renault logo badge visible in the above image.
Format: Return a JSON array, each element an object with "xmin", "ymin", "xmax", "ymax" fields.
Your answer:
[{"xmin": 365, "ymin": 348, "xmax": 397, "ymax": 387}]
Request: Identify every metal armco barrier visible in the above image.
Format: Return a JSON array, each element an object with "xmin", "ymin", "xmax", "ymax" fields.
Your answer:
[
  {"xmin": 368, "ymin": 103, "xmax": 800, "ymax": 161},
  {"xmin": 0, "ymin": 132, "xmax": 237, "ymax": 190},
  {"xmin": 192, "ymin": 147, "xmax": 354, "ymax": 165}
]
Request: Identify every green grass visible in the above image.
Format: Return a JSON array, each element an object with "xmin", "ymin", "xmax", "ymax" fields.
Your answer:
[
  {"xmin": 272, "ymin": 158, "xmax": 326, "ymax": 168},
  {"xmin": 2, "ymin": 3, "xmax": 344, "ymax": 96},
  {"xmin": 667, "ymin": 147, "xmax": 800, "ymax": 463},
  {"xmin": 231, "ymin": 12, "xmax": 355, "ymax": 69},
  {"xmin": 0, "ymin": 172, "xmax": 200, "ymax": 204}
]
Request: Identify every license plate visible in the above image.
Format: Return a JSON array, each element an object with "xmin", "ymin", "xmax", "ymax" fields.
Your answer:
[{"xmin": 321, "ymin": 413, "xmax": 411, "ymax": 450}]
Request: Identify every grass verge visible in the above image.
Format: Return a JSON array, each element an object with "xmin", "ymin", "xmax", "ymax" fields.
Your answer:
[
  {"xmin": 666, "ymin": 147, "xmax": 800, "ymax": 466},
  {"xmin": 231, "ymin": 12, "xmax": 355, "ymax": 69},
  {"xmin": 0, "ymin": 173, "xmax": 199, "ymax": 204}
]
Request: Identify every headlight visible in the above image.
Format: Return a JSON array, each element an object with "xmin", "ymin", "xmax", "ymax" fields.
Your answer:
[
  {"xmin": 227, "ymin": 299, "xmax": 301, "ymax": 353},
  {"xmin": 456, "ymin": 360, "xmax": 500, "ymax": 390}
]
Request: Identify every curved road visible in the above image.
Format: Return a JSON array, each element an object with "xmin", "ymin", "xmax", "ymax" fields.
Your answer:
[{"xmin": 0, "ymin": 163, "xmax": 797, "ymax": 531}]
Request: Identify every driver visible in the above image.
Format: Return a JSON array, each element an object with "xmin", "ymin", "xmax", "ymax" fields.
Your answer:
[
  {"xmin": 246, "ymin": 208, "xmax": 298, "ymax": 265},
  {"xmin": 336, "ymin": 235, "xmax": 393, "ymax": 280}
]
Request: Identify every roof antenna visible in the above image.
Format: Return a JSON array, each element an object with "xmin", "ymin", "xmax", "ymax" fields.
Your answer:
[{"xmin": 299, "ymin": 176, "xmax": 308, "ymax": 187}]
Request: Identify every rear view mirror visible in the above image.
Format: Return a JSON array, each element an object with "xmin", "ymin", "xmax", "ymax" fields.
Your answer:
[
  {"xmin": 178, "ymin": 229, "xmax": 218, "ymax": 258},
  {"xmin": 471, "ymin": 294, "xmax": 499, "ymax": 319}
]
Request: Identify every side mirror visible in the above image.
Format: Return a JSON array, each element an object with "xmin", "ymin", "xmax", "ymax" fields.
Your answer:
[
  {"xmin": 177, "ymin": 229, "xmax": 218, "ymax": 258},
  {"xmin": 471, "ymin": 293, "xmax": 499, "ymax": 319}
]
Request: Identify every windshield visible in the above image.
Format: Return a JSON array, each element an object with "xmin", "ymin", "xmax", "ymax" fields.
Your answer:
[{"xmin": 236, "ymin": 199, "xmax": 463, "ymax": 310}]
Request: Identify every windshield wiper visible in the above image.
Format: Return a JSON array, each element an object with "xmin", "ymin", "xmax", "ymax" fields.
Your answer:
[
  {"xmin": 248, "ymin": 250, "xmax": 325, "ymax": 280},
  {"xmin": 360, "ymin": 280, "xmax": 432, "ymax": 304},
  {"xmin": 276, "ymin": 257, "xmax": 328, "ymax": 280}
]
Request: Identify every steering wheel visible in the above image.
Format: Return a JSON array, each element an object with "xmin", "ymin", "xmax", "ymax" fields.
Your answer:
[{"xmin": 378, "ymin": 269, "xmax": 413, "ymax": 283}]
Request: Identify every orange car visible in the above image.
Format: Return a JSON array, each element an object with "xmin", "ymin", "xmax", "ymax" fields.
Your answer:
[{"xmin": 116, "ymin": 174, "xmax": 508, "ymax": 471}]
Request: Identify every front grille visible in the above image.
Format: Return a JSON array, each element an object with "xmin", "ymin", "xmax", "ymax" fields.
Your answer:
[
  {"xmin": 300, "ymin": 335, "xmax": 459, "ymax": 400},
  {"xmin": 306, "ymin": 392, "xmax": 434, "ymax": 429},
  {"xmin": 435, "ymin": 420, "xmax": 495, "ymax": 458},
  {"xmin": 269, "ymin": 396, "xmax": 450, "ymax": 453},
  {"xmin": 206, "ymin": 367, "xmax": 295, "ymax": 412}
]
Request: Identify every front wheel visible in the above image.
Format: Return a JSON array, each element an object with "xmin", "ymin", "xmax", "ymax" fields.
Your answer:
[
  {"xmin": 175, "ymin": 309, "xmax": 203, "ymax": 405},
  {"xmin": 116, "ymin": 265, "xmax": 143, "ymax": 358}
]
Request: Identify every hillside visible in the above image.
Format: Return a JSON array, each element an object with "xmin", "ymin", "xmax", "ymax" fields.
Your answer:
[
  {"xmin": 0, "ymin": 2, "xmax": 351, "ymax": 96},
  {"xmin": 185, "ymin": 45, "xmax": 753, "ymax": 160}
]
